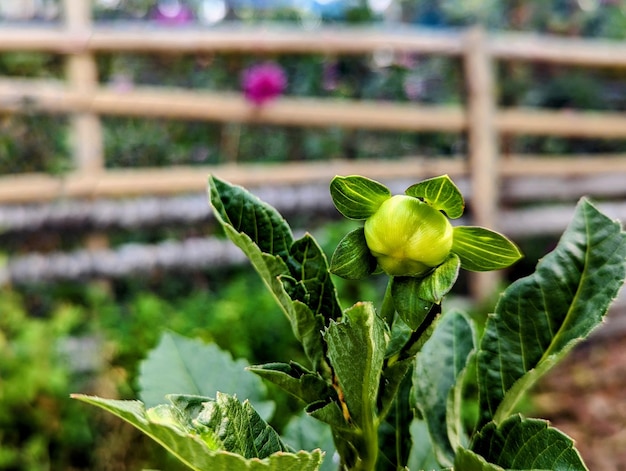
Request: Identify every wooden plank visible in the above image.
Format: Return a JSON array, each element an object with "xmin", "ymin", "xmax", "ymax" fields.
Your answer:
[
  {"xmin": 497, "ymin": 108, "xmax": 626, "ymax": 138},
  {"xmin": 0, "ymin": 158, "xmax": 468, "ymax": 203},
  {"xmin": 0, "ymin": 79, "xmax": 467, "ymax": 132},
  {"xmin": 0, "ymin": 24, "xmax": 465, "ymax": 55},
  {"xmin": 489, "ymin": 32, "xmax": 626, "ymax": 67},
  {"xmin": 63, "ymin": 0, "xmax": 104, "ymax": 174}
]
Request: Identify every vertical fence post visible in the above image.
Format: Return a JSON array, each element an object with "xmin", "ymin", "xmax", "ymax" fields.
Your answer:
[
  {"xmin": 63, "ymin": 0, "xmax": 104, "ymax": 176},
  {"xmin": 464, "ymin": 26, "xmax": 502, "ymax": 302}
]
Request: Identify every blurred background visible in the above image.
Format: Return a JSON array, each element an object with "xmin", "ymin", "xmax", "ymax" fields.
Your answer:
[{"xmin": 0, "ymin": 0, "xmax": 625, "ymax": 469}]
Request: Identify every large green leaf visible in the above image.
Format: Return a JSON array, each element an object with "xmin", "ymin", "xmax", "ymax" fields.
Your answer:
[
  {"xmin": 477, "ymin": 199, "xmax": 626, "ymax": 427},
  {"xmin": 471, "ymin": 415, "xmax": 585, "ymax": 470},
  {"xmin": 72, "ymin": 393, "xmax": 323, "ymax": 471},
  {"xmin": 407, "ymin": 420, "xmax": 444, "ymax": 471},
  {"xmin": 452, "ymin": 226, "xmax": 522, "ymax": 272},
  {"xmin": 330, "ymin": 175, "xmax": 391, "ymax": 220},
  {"xmin": 413, "ymin": 311, "xmax": 474, "ymax": 467},
  {"xmin": 139, "ymin": 332, "xmax": 274, "ymax": 420},
  {"xmin": 405, "ymin": 175, "xmax": 464, "ymax": 219},
  {"xmin": 282, "ymin": 412, "xmax": 337, "ymax": 471},
  {"xmin": 324, "ymin": 302, "xmax": 387, "ymax": 427}
]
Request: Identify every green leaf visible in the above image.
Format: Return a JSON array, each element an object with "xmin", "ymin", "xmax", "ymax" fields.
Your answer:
[
  {"xmin": 477, "ymin": 199, "xmax": 626, "ymax": 427},
  {"xmin": 391, "ymin": 277, "xmax": 433, "ymax": 330},
  {"xmin": 413, "ymin": 311, "xmax": 474, "ymax": 467},
  {"xmin": 209, "ymin": 175, "xmax": 293, "ymax": 258},
  {"xmin": 287, "ymin": 234, "xmax": 342, "ymax": 322},
  {"xmin": 377, "ymin": 366, "xmax": 413, "ymax": 469},
  {"xmin": 405, "ymin": 174, "xmax": 464, "ymax": 219},
  {"xmin": 247, "ymin": 362, "xmax": 334, "ymax": 405},
  {"xmin": 282, "ymin": 412, "xmax": 337, "ymax": 471},
  {"xmin": 72, "ymin": 393, "xmax": 323, "ymax": 471},
  {"xmin": 330, "ymin": 175, "xmax": 391, "ymax": 220},
  {"xmin": 139, "ymin": 332, "xmax": 274, "ymax": 420},
  {"xmin": 330, "ymin": 227, "xmax": 378, "ymax": 280},
  {"xmin": 208, "ymin": 176, "xmax": 333, "ymax": 375},
  {"xmin": 452, "ymin": 226, "xmax": 522, "ymax": 272},
  {"xmin": 324, "ymin": 302, "xmax": 387, "ymax": 427},
  {"xmin": 471, "ymin": 415, "xmax": 586, "ymax": 470},
  {"xmin": 407, "ymin": 420, "xmax": 447, "ymax": 471},
  {"xmin": 454, "ymin": 448, "xmax": 505, "ymax": 471}
]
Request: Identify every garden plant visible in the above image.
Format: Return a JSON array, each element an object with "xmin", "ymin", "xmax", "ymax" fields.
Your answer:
[{"xmin": 73, "ymin": 173, "xmax": 626, "ymax": 470}]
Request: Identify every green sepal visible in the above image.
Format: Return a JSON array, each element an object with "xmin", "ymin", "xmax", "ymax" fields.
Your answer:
[
  {"xmin": 391, "ymin": 277, "xmax": 434, "ymax": 330},
  {"xmin": 330, "ymin": 227, "xmax": 378, "ymax": 280},
  {"xmin": 405, "ymin": 174, "xmax": 464, "ymax": 219},
  {"xmin": 330, "ymin": 175, "xmax": 391, "ymax": 220},
  {"xmin": 247, "ymin": 362, "xmax": 334, "ymax": 405},
  {"xmin": 452, "ymin": 226, "xmax": 522, "ymax": 272},
  {"xmin": 471, "ymin": 415, "xmax": 587, "ymax": 470}
]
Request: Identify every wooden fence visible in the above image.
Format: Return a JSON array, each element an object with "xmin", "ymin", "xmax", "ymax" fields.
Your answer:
[{"xmin": 1, "ymin": 0, "xmax": 626, "ymax": 301}]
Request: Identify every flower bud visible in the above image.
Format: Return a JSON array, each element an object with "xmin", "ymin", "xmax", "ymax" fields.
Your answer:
[{"xmin": 364, "ymin": 195, "xmax": 453, "ymax": 277}]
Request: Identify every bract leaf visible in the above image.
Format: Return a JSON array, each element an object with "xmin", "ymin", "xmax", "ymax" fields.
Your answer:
[
  {"xmin": 139, "ymin": 332, "xmax": 274, "ymax": 420},
  {"xmin": 324, "ymin": 302, "xmax": 387, "ymax": 427},
  {"xmin": 413, "ymin": 311, "xmax": 474, "ymax": 467},
  {"xmin": 72, "ymin": 393, "xmax": 323, "ymax": 471},
  {"xmin": 330, "ymin": 175, "xmax": 391, "ymax": 220},
  {"xmin": 405, "ymin": 174, "xmax": 464, "ymax": 219},
  {"xmin": 417, "ymin": 254, "xmax": 461, "ymax": 303},
  {"xmin": 452, "ymin": 226, "xmax": 522, "ymax": 272},
  {"xmin": 477, "ymin": 199, "xmax": 626, "ymax": 427},
  {"xmin": 471, "ymin": 415, "xmax": 586, "ymax": 470},
  {"xmin": 330, "ymin": 227, "xmax": 378, "ymax": 280}
]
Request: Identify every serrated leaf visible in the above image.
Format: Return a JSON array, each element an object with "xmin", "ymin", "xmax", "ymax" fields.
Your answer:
[
  {"xmin": 192, "ymin": 392, "xmax": 287, "ymax": 459},
  {"xmin": 139, "ymin": 332, "xmax": 274, "ymax": 420},
  {"xmin": 477, "ymin": 199, "xmax": 626, "ymax": 427},
  {"xmin": 287, "ymin": 234, "xmax": 342, "ymax": 322},
  {"xmin": 405, "ymin": 174, "xmax": 464, "ymax": 219},
  {"xmin": 330, "ymin": 175, "xmax": 391, "ymax": 220},
  {"xmin": 452, "ymin": 226, "xmax": 522, "ymax": 272},
  {"xmin": 413, "ymin": 311, "xmax": 474, "ymax": 467},
  {"xmin": 324, "ymin": 302, "xmax": 387, "ymax": 427},
  {"xmin": 471, "ymin": 415, "xmax": 586, "ymax": 470},
  {"xmin": 72, "ymin": 394, "xmax": 323, "ymax": 471},
  {"xmin": 247, "ymin": 362, "xmax": 334, "ymax": 405},
  {"xmin": 209, "ymin": 175, "xmax": 293, "ymax": 258},
  {"xmin": 330, "ymin": 227, "xmax": 378, "ymax": 280},
  {"xmin": 208, "ymin": 176, "xmax": 332, "ymax": 375},
  {"xmin": 454, "ymin": 448, "xmax": 506, "ymax": 471}
]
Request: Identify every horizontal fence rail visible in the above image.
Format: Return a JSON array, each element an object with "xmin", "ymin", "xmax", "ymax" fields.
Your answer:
[{"xmin": 1, "ymin": 0, "xmax": 625, "ymax": 301}]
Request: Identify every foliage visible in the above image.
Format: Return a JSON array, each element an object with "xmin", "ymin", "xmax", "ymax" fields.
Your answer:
[{"xmin": 74, "ymin": 174, "xmax": 626, "ymax": 470}]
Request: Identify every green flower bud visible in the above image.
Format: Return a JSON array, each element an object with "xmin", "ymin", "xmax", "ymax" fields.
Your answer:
[{"xmin": 364, "ymin": 195, "xmax": 453, "ymax": 277}]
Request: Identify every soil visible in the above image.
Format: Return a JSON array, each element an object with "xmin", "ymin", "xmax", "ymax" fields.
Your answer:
[{"xmin": 532, "ymin": 310, "xmax": 626, "ymax": 471}]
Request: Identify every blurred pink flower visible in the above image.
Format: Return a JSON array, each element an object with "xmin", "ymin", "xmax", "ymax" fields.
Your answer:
[
  {"xmin": 152, "ymin": 0, "xmax": 194, "ymax": 25},
  {"xmin": 241, "ymin": 62, "xmax": 287, "ymax": 105}
]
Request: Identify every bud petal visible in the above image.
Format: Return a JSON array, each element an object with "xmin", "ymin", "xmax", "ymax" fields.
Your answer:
[{"xmin": 364, "ymin": 195, "xmax": 453, "ymax": 277}]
